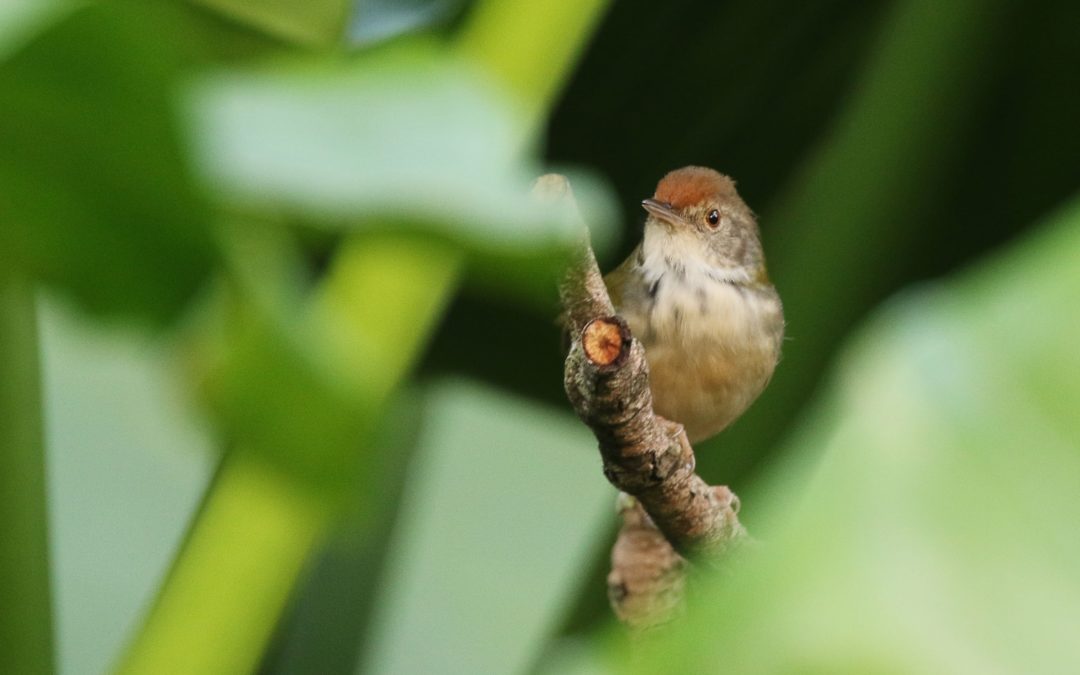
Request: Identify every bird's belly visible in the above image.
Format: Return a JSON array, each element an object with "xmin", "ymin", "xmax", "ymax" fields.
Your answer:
[
  {"xmin": 620, "ymin": 279, "xmax": 782, "ymax": 443},
  {"xmin": 643, "ymin": 338, "xmax": 774, "ymax": 443}
]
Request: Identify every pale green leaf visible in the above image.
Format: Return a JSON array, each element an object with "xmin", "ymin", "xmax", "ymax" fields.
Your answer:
[
  {"xmin": 616, "ymin": 196, "xmax": 1080, "ymax": 674},
  {"xmin": 183, "ymin": 47, "xmax": 618, "ymax": 292},
  {"xmin": 362, "ymin": 379, "xmax": 613, "ymax": 675}
]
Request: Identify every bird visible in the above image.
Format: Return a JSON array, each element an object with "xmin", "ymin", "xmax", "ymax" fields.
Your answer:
[{"xmin": 603, "ymin": 166, "xmax": 784, "ymax": 443}]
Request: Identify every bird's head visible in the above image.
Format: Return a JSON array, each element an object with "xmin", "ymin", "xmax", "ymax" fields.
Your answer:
[{"xmin": 640, "ymin": 166, "xmax": 766, "ymax": 279}]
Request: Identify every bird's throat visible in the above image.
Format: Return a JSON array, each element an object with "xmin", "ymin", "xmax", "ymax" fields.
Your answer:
[{"xmin": 640, "ymin": 224, "xmax": 754, "ymax": 290}]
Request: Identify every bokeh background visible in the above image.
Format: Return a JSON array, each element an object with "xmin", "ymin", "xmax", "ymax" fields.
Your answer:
[{"xmin": 1, "ymin": 0, "xmax": 1078, "ymax": 674}]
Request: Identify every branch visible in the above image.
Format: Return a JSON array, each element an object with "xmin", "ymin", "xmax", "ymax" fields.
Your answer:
[
  {"xmin": 607, "ymin": 496, "xmax": 686, "ymax": 629},
  {"xmin": 535, "ymin": 174, "xmax": 747, "ymax": 626}
]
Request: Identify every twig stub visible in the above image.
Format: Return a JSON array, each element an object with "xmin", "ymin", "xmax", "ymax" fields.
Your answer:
[{"xmin": 582, "ymin": 317, "xmax": 628, "ymax": 367}]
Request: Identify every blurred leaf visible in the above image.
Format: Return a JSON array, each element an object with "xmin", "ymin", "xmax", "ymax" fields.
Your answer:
[
  {"xmin": 0, "ymin": 1, "xmax": 218, "ymax": 325},
  {"xmin": 183, "ymin": 45, "xmax": 617, "ymax": 300},
  {"xmin": 0, "ymin": 0, "xmax": 73, "ymax": 60},
  {"xmin": 194, "ymin": 295, "xmax": 367, "ymax": 483},
  {"xmin": 615, "ymin": 196, "xmax": 1080, "ymax": 674},
  {"xmin": 361, "ymin": 379, "xmax": 612, "ymax": 675},
  {"xmin": 189, "ymin": 0, "xmax": 351, "ymax": 47},
  {"xmin": 37, "ymin": 295, "xmax": 215, "ymax": 675}
]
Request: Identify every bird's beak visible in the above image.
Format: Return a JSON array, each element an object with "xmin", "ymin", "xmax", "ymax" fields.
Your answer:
[{"xmin": 641, "ymin": 198, "xmax": 682, "ymax": 229}]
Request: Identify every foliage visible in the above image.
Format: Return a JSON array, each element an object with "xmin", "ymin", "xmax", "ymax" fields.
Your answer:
[{"xmin": 1, "ymin": 0, "xmax": 1077, "ymax": 673}]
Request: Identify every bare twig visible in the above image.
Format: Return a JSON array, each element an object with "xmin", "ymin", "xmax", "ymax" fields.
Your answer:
[{"xmin": 535, "ymin": 173, "xmax": 747, "ymax": 626}]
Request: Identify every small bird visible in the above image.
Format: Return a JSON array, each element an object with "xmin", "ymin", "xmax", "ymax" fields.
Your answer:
[{"xmin": 604, "ymin": 166, "xmax": 784, "ymax": 443}]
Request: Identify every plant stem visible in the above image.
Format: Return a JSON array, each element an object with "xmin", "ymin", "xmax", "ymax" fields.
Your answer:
[
  {"xmin": 116, "ymin": 454, "xmax": 328, "ymax": 675},
  {"xmin": 455, "ymin": 0, "xmax": 611, "ymax": 137},
  {"xmin": 116, "ymin": 236, "xmax": 461, "ymax": 675},
  {"xmin": 0, "ymin": 274, "xmax": 55, "ymax": 675}
]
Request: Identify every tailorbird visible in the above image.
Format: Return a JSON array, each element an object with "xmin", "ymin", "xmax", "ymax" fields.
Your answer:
[{"xmin": 604, "ymin": 166, "xmax": 784, "ymax": 443}]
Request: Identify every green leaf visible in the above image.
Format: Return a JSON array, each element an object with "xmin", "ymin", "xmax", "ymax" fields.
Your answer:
[
  {"xmin": 362, "ymin": 379, "xmax": 613, "ymax": 675},
  {"xmin": 182, "ymin": 46, "xmax": 617, "ymax": 299},
  {"xmin": 615, "ymin": 196, "xmax": 1080, "ymax": 674},
  {"xmin": 0, "ymin": 1, "xmax": 218, "ymax": 325},
  {"xmin": 37, "ymin": 296, "xmax": 215, "ymax": 675},
  {"xmin": 0, "ymin": 0, "xmax": 73, "ymax": 61}
]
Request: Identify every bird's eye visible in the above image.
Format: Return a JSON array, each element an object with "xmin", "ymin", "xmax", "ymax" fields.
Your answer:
[{"xmin": 706, "ymin": 209, "xmax": 720, "ymax": 227}]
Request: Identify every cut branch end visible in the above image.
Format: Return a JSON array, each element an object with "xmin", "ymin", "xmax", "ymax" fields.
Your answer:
[{"xmin": 582, "ymin": 317, "xmax": 628, "ymax": 367}]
